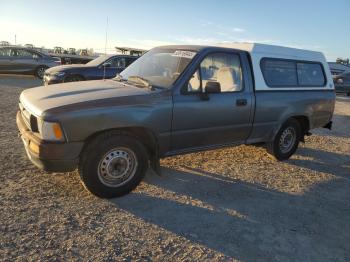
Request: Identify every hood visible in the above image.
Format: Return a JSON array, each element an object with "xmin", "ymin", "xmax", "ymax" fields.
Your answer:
[
  {"xmin": 45, "ymin": 64, "xmax": 89, "ymax": 74},
  {"xmin": 20, "ymin": 80, "xmax": 153, "ymax": 117}
]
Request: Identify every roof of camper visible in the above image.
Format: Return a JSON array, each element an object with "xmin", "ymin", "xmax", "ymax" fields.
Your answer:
[
  {"xmin": 157, "ymin": 43, "xmax": 325, "ymax": 61},
  {"xmin": 217, "ymin": 43, "xmax": 325, "ymax": 60}
]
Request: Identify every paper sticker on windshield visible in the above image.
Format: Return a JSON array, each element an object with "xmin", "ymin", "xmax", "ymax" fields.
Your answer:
[{"xmin": 172, "ymin": 50, "xmax": 196, "ymax": 59}]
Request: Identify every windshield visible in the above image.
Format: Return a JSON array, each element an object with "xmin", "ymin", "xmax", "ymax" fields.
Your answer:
[
  {"xmin": 119, "ymin": 48, "xmax": 197, "ymax": 88},
  {"xmin": 86, "ymin": 55, "xmax": 110, "ymax": 66}
]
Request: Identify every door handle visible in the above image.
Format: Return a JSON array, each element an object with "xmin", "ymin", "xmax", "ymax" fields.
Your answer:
[{"xmin": 236, "ymin": 99, "xmax": 247, "ymax": 106}]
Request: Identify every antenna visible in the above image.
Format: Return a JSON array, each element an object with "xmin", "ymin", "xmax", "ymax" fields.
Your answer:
[{"xmin": 103, "ymin": 17, "xmax": 109, "ymax": 80}]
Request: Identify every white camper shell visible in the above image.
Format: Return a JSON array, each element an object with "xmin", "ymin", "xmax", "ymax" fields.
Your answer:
[{"xmin": 219, "ymin": 43, "xmax": 334, "ymax": 91}]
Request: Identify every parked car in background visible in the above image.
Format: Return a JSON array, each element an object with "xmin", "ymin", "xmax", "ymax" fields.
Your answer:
[
  {"xmin": 43, "ymin": 54, "xmax": 138, "ymax": 85},
  {"xmin": 0, "ymin": 46, "xmax": 61, "ymax": 78},
  {"xmin": 333, "ymin": 72, "xmax": 350, "ymax": 96},
  {"xmin": 17, "ymin": 44, "xmax": 335, "ymax": 198}
]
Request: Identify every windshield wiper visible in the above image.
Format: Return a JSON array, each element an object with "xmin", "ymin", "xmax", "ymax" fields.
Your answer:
[{"xmin": 127, "ymin": 75, "xmax": 155, "ymax": 90}]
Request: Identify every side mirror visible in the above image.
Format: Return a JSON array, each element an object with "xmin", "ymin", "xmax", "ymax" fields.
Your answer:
[{"xmin": 205, "ymin": 81, "xmax": 221, "ymax": 93}]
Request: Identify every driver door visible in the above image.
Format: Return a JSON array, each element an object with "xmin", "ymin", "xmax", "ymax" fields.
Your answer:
[
  {"xmin": 171, "ymin": 51, "xmax": 253, "ymax": 152},
  {"xmin": 13, "ymin": 49, "xmax": 38, "ymax": 73}
]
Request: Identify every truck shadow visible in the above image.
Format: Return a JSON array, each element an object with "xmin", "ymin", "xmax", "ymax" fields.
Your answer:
[
  {"xmin": 110, "ymin": 165, "xmax": 350, "ymax": 261},
  {"xmin": 313, "ymin": 114, "xmax": 350, "ymax": 138},
  {"xmin": 291, "ymin": 147, "xmax": 350, "ymax": 179}
]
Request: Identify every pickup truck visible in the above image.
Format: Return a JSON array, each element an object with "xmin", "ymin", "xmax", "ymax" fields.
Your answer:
[{"xmin": 17, "ymin": 43, "xmax": 335, "ymax": 198}]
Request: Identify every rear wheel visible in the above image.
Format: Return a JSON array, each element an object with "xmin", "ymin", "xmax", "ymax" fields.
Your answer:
[
  {"xmin": 79, "ymin": 132, "xmax": 149, "ymax": 198},
  {"xmin": 266, "ymin": 118, "xmax": 301, "ymax": 160},
  {"xmin": 36, "ymin": 66, "xmax": 47, "ymax": 79}
]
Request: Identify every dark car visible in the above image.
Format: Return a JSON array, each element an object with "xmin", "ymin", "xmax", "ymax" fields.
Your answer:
[
  {"xmin": 0, "ymin": 46, "xmax": 61, "ymax": 79},
  {"xmin": 333, "ymin": 72, "xmax": 350, "ymax": 96},
  {"xmin": 43, "ymin": 54, "xmax": 138, "ymax": 85}
]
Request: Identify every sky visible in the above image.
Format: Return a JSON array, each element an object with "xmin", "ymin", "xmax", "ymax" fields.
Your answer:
[{"xmin": 1, "ymin": 0, "xmax": 349, "ymax": 61}]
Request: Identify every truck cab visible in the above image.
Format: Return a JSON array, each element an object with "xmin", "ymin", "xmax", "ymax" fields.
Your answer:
[{"xmin": 17, "ymin": 44, "xmax": 335, "ymax": 198}]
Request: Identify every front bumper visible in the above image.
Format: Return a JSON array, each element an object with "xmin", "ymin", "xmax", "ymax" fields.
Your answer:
[
  {"xmin": 16, "ymin": 111, "xmax": 83, "ymax": 172},
  {"xmin": 335, "ymin": 84, "xmax": 350, "ymax": 93}
]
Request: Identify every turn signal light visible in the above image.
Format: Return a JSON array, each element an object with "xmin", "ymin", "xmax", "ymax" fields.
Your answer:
[{"xmin": 52, "ymin": 123, "xmax": 63, "ymax": 140}]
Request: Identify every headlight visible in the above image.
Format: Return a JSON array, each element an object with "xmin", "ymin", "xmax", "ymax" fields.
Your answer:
[
  {"xmin": 37, "ymin": 119, "xmax": 65, "ymax": 141},
  {"xmin": 337, "ymin": 78, "xmax": 344, "ymax": 84},
  {"xmin": 53, "ymin": 72, "xmax": 66, "ymax": 77}
]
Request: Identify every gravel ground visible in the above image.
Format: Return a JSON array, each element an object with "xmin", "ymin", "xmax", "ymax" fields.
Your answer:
[{"xmin": 1, "ymin": 75, "xmax": 349, "ymax": 261}]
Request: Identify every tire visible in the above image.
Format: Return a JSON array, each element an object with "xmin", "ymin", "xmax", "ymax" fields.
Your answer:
[
  {"xmin": 65, "ymin": 75, "xmax": 84, "ymax": 82},
  {"xmin": 79, "ymin": 132, "xmax": 149, "ymax": 198},
  {"xmin": 266, "ymin": 118, "xmax": 301, "ymax": 161},
  {"xmin": 347, "ymin": 92, "xmax": 350, "ymax": 97},
  {"xmin": 36, "ymin": 66, "xmax": 47, "ymax": 79}
]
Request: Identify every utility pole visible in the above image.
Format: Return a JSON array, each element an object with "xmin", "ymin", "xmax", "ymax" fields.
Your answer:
[{"xmin": 15, "ymin": 34, "xmax": 16, "ymax": 45}]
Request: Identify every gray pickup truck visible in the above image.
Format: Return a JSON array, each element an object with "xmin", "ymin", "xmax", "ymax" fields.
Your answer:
[{"xmin": 17, "ymin": 44, "xmax": 335, "ymax": 198}]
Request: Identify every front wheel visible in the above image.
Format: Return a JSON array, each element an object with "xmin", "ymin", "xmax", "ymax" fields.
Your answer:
[
  {"xmin": 266, "ymin": 118, "xmax": 301, "ymax": 161},
  {"xmin": 79, "ymin": 133, "xmax": 149, "ymax": 198},
  {"xmin": 36, "ymin": 66, "xmax": 47, "ymax": 79}
]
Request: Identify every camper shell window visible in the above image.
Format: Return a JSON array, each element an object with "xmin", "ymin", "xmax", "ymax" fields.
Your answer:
[{"xmin": 260, "ymin": 58, "xmax": 326, "ymax": 87}]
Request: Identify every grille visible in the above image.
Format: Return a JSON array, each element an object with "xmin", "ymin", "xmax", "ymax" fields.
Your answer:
[{"xmin": 19, "ymin": 103, "xmax": 38, "ymax": 132}]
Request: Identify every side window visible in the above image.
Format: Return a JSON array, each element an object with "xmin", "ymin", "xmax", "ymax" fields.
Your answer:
[
  {"xmin": 297, "ymin": 62, "xmax": 325, "ymax": 86},
  {"xmin": 10, "ymin": 49, "xmax": 18, "ymax": 57},
  {"xmin": 187, "ymin": 52, "xmax": 243, "ymax": 93},
  {"xmin": 0, "ymin": 48, "xmax": 10, "ymax": 57},
  {"xmin": 112, "ymin": 57, "xmax": 126, "ymax": 68},
  {"xmin": 32, "ymin": 52, "xmax": 41, "ymax": 59},
  {"xmin": 187, "ymin": 69, "xmax": 201, "ymax": 92},
  {"xmin": 261, "ymin": 59, "xmax": 297, "ymax": 86},
  {"xmin": 126, "ymin": 57, "xmax": 136, "ymax": 67},
  {"xmin": 261, "ymin": 58, "xmax": 326, "ymax": 87},
  {"xmin": 200, "ymin": 53, "xmax": 242, "ymax": 92},
  {"xmin": 16, "ymin": 49, "xmax": 33, "ymax": 59}
]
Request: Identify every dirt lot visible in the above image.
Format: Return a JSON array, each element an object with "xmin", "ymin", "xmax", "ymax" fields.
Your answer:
[{"xmin": 1, "ymin": 75, "xmax": 349, "ymax": 261}]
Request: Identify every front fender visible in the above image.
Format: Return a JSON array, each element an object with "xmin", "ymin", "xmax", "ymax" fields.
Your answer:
[{"xmin": 43, "ymin": 92, "xmax": 173, "ymax": 143}]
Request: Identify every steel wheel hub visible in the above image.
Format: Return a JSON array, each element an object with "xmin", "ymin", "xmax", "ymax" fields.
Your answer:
[
  {"xmin": 279, "ymin": 127, "xmax": 296, "ymax": 154},
  {"xmin": 98, "ymin": 147, "xmax": 138, "ymax": 187}
]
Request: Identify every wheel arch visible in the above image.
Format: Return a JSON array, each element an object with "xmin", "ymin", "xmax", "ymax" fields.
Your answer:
[
  {"xmin": 37, "ymin": 64, "xmax": 48, "ymax": 68},
  {"xmin": 291, "ymin": 115, "xmax": 310, "ymax": 136},
  {"xmin": 270, "ymin": 115, "xmax": 310, "ymax": 142},
  {"xmin": 80, "ymin": 126, "xmax": 158, "ymax": 159}
]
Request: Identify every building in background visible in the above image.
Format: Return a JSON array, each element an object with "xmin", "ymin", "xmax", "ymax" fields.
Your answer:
[{"xmin": 115, "ymin": 46, "xmax": 146, "ymax": 56}]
